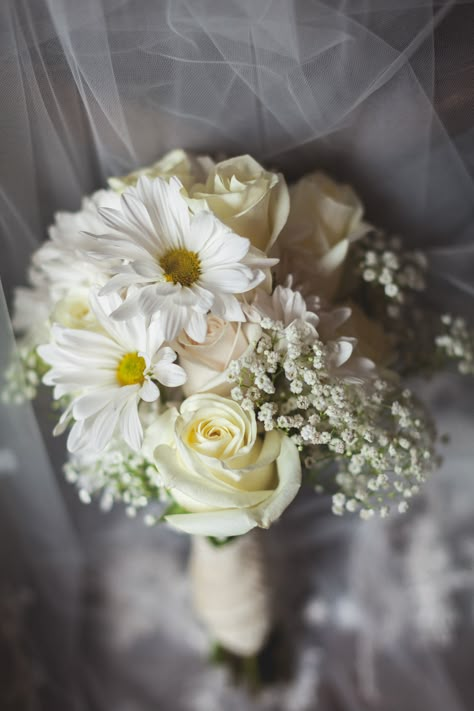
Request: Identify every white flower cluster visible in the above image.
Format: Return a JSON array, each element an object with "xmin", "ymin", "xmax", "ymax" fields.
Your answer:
[
  {"xmin": 356, "ymin": 232, "xmax": 427, "ymax": 318},
  {"xmin": 436, "ymin": 314, "xmax": 474, "ymax": 375},
  {"xmin": 352, "ymin": 231, "xmax": 455, "ymax": 376},
  {"xmin": 63, "ymin": 439, "xmax": 168, "ymax": 523},
  {"xmin": 1, "ymin": 346, "xmax": 43, "ymax": 404},
  {"xmin": 228, "ymin": 317, "xmax": 437, "ymax": 519},
  {"xmin": 6, "ymin": 149, "xmax": 472, "ymax": 535}
]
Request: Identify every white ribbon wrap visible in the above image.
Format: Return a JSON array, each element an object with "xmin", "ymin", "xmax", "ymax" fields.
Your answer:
[{"xmin": 190, "ymin": 532, "xmax": 273, "ymax": 657}]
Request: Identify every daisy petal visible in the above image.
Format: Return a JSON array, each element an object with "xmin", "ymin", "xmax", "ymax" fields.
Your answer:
[
  {"xmin": 212, "ymin": 293, "xmax": 245, "ymax": 322},
  {"xmin": 99, "ymin": 271, "xmax": 147, "ymax": 295},
  {"xmin": 201, "ymin": 265, "xmax": 254, "ymax": 292},
  {"xmin": 86, "ymin": 397, "xmax": 126, "ymax": 452},
  {"xmin": 139, "ymin": 378, "xmax": 160, "ymax": 402},
  {"xmin": 155, "ymin": 346, "xmax": 178, "ymax": 364},
  {"xmin": 110, "ymin": 293, "xmax": 143, "ymax": 321},
  {"xmin": 154, "ymin": 362, "xmax": 187, "ymax": 387},
  {"xmin": 137, "ymin": 176, "xmax": 189, "ymax": 248},
  {"xmin": 72, "ymin": 388, "xmax": 121, "ymax": 419},
  {"xmin": 185, "ymin": 311, "xmax": 208, "ymax": 343},
  {"xmin": 67, "ymin": 419, "xmax": 88, "ymax": 452},
  {"xmin": 137, "ymin": 287, "xmax": 165, "ymax": 319},
  {"xmin": 119, "ymin": 395, "xmax": 144, "ymax": 451},
  {"xmin": 159, "ymin": 305, "xmax": 188, "ymax": 342}
]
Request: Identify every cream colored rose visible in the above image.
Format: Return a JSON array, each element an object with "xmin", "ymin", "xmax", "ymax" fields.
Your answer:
[
  {"xmin": 108, "ymin": 149, "xmax": 212, "ymax": 193},
  {"xmin": 279, "ymin": 172, "xmax": 370, "ymax": 299},
  {"xmin": 52, "ymin": 288, "xmax": 98, "ymax": 330},
  {"xmin": 174, "ymin": 316, "xmax": 261, "ymax": 397},
  {"xmin": 151, "ymin": 394, "xmax": 301, "ymax": 537},
  {"xmin": 186, "ymin": 154, "xmax": 289, "ymax": 254}
]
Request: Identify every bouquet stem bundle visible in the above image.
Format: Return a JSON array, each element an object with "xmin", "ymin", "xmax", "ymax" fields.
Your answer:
[{"xmin": 190, "ymin": 533, "xmax": 272, "ymax": 658}]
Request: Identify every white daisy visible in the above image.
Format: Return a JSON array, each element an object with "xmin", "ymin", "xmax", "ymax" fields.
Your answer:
[
  {"xmin": 89, "ymin": 176, "xmax": 277, "ymax": 342},
  {"xmin": 38, "ymin": 292, "xmax": 186, "ymax": 453},
  {"xmin": 32, "ymin": 188, "xmax": 121, "ymax": 302},
  {"xmin": 250, "ymin": 284, "xmax": 374, "ymax": 382},
  {"xmin": 12, "ymin": 190, "xmax": 121, "ymax": 347},
  {"xmin": 250, "ymin": 283, "xmax": 320, "ymax": 333}
]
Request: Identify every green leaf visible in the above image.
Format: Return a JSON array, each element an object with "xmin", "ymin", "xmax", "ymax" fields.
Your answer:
[
  {"xmin": 207, "ymin": 535, "xmax": 237, "ymax": 548},
  {"xmin": 160, "ymin": 500, "xmax": 189, "ymax": 520}
]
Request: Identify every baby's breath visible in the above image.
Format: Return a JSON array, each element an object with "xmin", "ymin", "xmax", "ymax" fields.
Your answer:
[
  {"xmin": 63, "ymin": 440, "xmax": 169, "ymax": 523},
  {"xmin": 435, "ymin": 314, "xmax": 474, "ymax": 375},
  {"xmin": 356, "ymin": 231, "xmax": 427, "ymax": 307},
  {"xmin": 228, "ymin": 317, "xmax": 437, "ymax": 519},
  {"xmin": 351, "ymin": 231, "xmax": 451, "ymax": 374},
  {"xmin": 1, "ymin": 346, "xmax": 48, "ymax": 404}
]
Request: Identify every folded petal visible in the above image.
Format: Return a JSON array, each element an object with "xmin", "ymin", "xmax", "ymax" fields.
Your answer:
[
  {"xmin": 154, "ymin": 445, "xmax": 271, "ymax": 509},
  {"xmin": 165, "ymin": 508, "xmax": 257, "ymax": 537},
  {"xmin": 248, "ymin": 435, "xmax": 301, "ymax": 528}
]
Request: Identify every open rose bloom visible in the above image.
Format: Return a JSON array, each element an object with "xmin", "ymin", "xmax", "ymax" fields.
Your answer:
[
  {"xmin": 153, "ymin": 394, "xmax": 301, "ymax": 537},
  {"xmin": 10, "ymin": 149, "xmax": 474, "ymax": 663}
]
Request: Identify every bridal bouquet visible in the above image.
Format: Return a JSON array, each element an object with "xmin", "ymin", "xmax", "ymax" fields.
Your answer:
[{"xmin": 6, "ymin": 150, "xmax": 474, "ymax": 675}]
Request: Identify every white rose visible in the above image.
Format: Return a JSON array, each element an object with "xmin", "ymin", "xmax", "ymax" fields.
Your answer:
[
  {"xmin": 187, "ymin": 154, "xmax": 289, "ymax": 254},
  {"xmin": 151, "ymin": 394, "xmax": 301, "ymax": 537},
  {"xmin": 174, "ymin": 316, "xmax": 261, "ymax": 396},
  {"xmin": 108, "ymin": 149, "xmax": 212, "ymax": 193},
  {"xmin": 279, "ymin": 172, "xmax": 370, "ymax": 299},
  {"xmin": 51, "ymin": 287, "xmax": 98, "ymax": 330}
]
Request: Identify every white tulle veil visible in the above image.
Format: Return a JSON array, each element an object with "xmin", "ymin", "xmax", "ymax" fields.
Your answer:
[{"xmin": 0, "ymin": 1, "xmax": 473, "ymax": 708}]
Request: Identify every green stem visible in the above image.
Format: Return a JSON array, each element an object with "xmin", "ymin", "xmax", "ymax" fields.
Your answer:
[
  {"xmin": 209, "ymin": 643, "xmax": 262, "ymax": 692},
  {"xmin": 241, "ymin": 654, "xmax": 261, "ymax": 693}
]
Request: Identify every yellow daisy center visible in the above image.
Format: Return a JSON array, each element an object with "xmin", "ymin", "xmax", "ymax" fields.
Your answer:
[
  {"xmin": 116, "ymin": 352, "xmax": 146, "ymax": 386},
  {"xmin": 160, "ymin": 248, "xmax": 201, "ymax": 287}
]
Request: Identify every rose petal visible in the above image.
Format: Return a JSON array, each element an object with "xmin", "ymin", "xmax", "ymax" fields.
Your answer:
[{"xmin": 165, "ymin": 508, "xmax": 257, "ymax": 537}]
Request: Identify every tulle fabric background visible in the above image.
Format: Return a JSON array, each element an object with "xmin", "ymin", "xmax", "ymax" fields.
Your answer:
[{"xmin": 0, "ymin": 1, "xmax": 473, "ymax": 709}]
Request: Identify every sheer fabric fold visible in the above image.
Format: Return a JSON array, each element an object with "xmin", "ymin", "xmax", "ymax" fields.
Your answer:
[{"xmin": 0, "ymin": 1, "xmax": 473, "ymax": 708}]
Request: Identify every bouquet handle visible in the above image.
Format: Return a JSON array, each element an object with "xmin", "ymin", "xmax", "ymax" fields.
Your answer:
[{"xmin": 189, "ymin": 532, "xmax": 273, "ymax": 658}]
